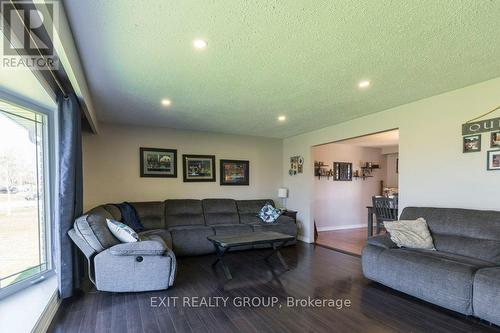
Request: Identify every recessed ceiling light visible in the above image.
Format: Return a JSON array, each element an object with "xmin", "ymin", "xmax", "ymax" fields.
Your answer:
[
  {"xmin": 358, "ymin": 80, "xmax": 371, "ymax": 88},
  {"xmin": 161, "ymin": 99, "xmax": 171, "ymax": 107},
  {"xmin": 278, "ymin": 115, "xmax": 286, "ymax": 122},
  {"xmin": 193, "ymin": 39, "xmax": 208, "ymax": 49}
]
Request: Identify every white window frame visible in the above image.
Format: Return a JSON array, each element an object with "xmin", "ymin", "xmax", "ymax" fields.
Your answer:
[{"xmin": 0, "ymin": 90, "xmax": 56, "ymax": 300}]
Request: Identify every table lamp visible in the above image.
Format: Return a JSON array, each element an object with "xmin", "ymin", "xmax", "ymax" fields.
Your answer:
[{"xmin": 278, "ymin": 188, "xmax": 288, "ymax": 209}]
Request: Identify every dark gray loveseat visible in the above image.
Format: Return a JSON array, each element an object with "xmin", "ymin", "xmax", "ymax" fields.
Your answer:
[
  {"xmin": 362, "ymin": 207, "xmax": 500, "ymax": 326},
  {"xmin": 69, "ymin": 199, "xmax": 297, "ymax": 292}
]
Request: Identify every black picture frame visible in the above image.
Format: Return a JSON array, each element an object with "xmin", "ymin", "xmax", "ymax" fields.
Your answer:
[
  {"xmin": 487, "ymin": 150, "xmax": 500, "ymax": 171},
  {"xmin": 491, "ymin": 131, "xmax": 500, "ymax": 148},
  {"xmin": 220, "ymin": 160, "xmax": 250, "ymax": 186},
  {"xmin": 463, "ymin": 134, "xmax": 481, "ymax": 153},
  {"xmin": 333, "ymin": 162, "xmax": 352, "ymax": 181},
  {"xmin": 182, "ymin": 154, "xmax": 216, "ymax": 182},
  {"xmin": 140, "ymin": 147, "xmax": 177, "ymax": 178}
]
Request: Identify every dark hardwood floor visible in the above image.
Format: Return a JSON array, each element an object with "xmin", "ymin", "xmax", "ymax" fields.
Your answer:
[{"xmin": 49, "ymin": 243, "xmax": 499, "ymax": 333}]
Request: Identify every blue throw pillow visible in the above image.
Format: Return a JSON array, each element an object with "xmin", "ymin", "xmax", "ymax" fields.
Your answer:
[
  {"xmin": 114, "ymin": 202, "xmax": 145, "ymax": 232},
  {"xmin": 258, "ymin": 204, "xmax": 282, "ymax": 223}
]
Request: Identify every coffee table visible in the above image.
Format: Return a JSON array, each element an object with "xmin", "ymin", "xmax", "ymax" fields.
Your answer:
[{"xmin": 207, "ymin": 231, "xmax": 295, "ymax": 280}]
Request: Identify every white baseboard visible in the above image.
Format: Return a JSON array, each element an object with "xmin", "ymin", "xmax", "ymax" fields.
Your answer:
[
  {"xmin": 32, "ymin": 290, "xmax": 60, "ymax": 333},
  {"xmin": 317, "ymin": 223, "xmax": 366, "ymax": 232},
  {"xmin": 297, "ymin": 235, "xmax": 313, "ymax": 243}
]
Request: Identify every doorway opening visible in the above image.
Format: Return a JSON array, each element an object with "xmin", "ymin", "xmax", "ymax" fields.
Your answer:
[{"xmin": 313, "ymin": 129, "xmax": 399, "ymax": 256}]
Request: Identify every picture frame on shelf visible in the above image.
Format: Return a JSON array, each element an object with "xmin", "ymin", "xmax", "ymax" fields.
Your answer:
[
  {"xmin": 182, "ymin": 154, "xmax": 216, "ymax": 182},
  {"xmin": 140, "ymin": 147, "xmax": 177, "ymax": 178},
  {"xmin": 220, "ymin": 159, "xmax": 249, "ymax": 185},
  {"xmin": 463, "ymin": 134, "xmax": 481, "ymax": 153},
  {"xmin": 487, "ymin": 150, "xmax": 500, "ymax": 171}
]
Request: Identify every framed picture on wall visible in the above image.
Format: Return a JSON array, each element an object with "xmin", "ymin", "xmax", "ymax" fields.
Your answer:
[
  {"xmin": 220, "ymin": 160, "xmax": 249, "ymax": 185},
  {"xmin": 491, "ymin": 131, "xmax": 500, "ymax": 148},
  {"xmin": 182, "ymin": 154, "xmax": 216, "ymax": 182},
  {"xmin": 487, "ymin": 150, "xmax": 500, "ymax": 170},
  {"xmin": 463, "ymin": 134, "xmax": 481, "ymax": 153},
  {"xmin": 333, "ymin": 162, "xmax": 352, "ymax": 181},
  {"xmin": 140, "ymin": 147, "xmax": 177, "ymax": 178}
]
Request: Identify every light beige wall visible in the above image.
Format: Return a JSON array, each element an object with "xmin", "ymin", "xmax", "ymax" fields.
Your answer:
[
  {"xmin": 284, "ymin": 76, "xmax": 500, "ymax": 243},
  {"xmin": 83, "ymin": 123, "xmax": 283, "ymax": 211},
  {"xmin": 313, "ymin": 144, "xmax": 384, "ymax": 230}
]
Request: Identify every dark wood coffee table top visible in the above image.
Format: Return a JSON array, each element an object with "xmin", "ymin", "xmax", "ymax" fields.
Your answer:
[
  {"xmin": 207, "ymin": 231, "xmax": 295, "ymax": 248},
  {"xmin": 207, "ymin": 231, "xmax": 295, "ymax": 279}
]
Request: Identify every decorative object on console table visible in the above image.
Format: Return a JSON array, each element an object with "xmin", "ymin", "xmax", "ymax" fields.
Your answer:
[
  {"xmin": 140, "ymin": 147, "xmax": 177, "ymax": 178},
  {"xmin": 182, "ymin": 154, "xmax": 216, "ymax": 182},
  {"xmin": 333, "ymin": 162, "xmax": 352, "ymax": 181},
  {"xmin": 463, "ymin": 134, "xmax": 481, "ymax": 153},
  {"xmin": 220, "ymin": 159, "xmax": 249, "ymax": 185},
  {"xmin": 487, "ymin": 150, "xmax": 500, "ymax": 170},
  {"xmin": 278, "ymin": 187, "xmax": 288, "ymax": 207}
]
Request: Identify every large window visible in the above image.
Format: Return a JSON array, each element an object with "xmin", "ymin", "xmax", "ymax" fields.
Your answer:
[{"xmin": 0, "ymin": 103, "xmax": 52, "ymax": 296}]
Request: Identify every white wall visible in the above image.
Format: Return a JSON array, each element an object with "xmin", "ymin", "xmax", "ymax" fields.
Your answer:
[
  {"xmin": 83, "ymin": 123, "xmax": 283, "ymax": 211},
  {"xmin": 313, "ymin": 144, "xmax": 384, "ymax": 231},
  {"xmin": 283, "ymin": 76, "xmax": 500, "ymax": 243}
]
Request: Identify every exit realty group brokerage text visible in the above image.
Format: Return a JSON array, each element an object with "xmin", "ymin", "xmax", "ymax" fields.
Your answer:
[{"xmin": 150, "ymin": 296, "xmax": 352, "ymax": 309}]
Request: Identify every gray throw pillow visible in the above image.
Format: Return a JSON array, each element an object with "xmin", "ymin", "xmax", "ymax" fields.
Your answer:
[{"xmin": 384, "ymin": 218, "xmax": 435, "ymax": 250}]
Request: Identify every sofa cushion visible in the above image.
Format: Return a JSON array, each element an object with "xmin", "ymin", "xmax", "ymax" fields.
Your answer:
[
  {"xmin": 400, "ymin": 207, "xmax": 500, "ymax": 264},
  {"xmin": 367, "ymin": 235, "xmax": 397, "ymax": 249},
  {"xmin": 168, "ymin": 226, "xmax": 215, "ymax": 256},
  {"xmin": 139, "ymin": 229, "xmax": 173, "ymax": 249},
  {"xmin": 74, "ymin": 206, "xmax": 120, "ymax": 253},
  {"xmin": 361, "ymin": 246, "xmax": 495, "ymax": 315},
  {"xmin": 236, "ymin": 199, "xmax": 274, "ymax": 224},
  {"xmin": 202, "ymin": 199, "xmax": 239, "ymax": 225},
  {"xmin": 473, "ymin": 267, "xmax": 500, "ymax": 326},
  {"xmin": 102, "ymin": 204, "xmax": 122, "ymax": 221},
  {"xmin": 251, "ymin": 215, "xmax": 296, "ymax": 237},
  {"xmin": 165, "ymin": 199, "xmax": 205, "ymax": 227},
  {"xmin": 213, "ymin": 224, "xmax": 253, "ymax": 236},
  {"xmin": 130, "ymin": 201, "xmax": 165, "ymax": 230}
]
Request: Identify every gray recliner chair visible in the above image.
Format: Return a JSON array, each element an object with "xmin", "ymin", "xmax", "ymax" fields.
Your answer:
[{"xmin": 68, "ymin": 206, "xmax": 176, "ymax": 292}]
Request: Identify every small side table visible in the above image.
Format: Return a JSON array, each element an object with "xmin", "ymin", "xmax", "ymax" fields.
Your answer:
[{"xmin": 282, "ymin": 210, "xmax": 297, "ymax": 222}]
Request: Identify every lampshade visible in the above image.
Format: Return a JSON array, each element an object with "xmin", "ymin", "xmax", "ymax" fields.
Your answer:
[{"xmin": 278, "ymin": 188, "xmax": 288, "ymax": 198}]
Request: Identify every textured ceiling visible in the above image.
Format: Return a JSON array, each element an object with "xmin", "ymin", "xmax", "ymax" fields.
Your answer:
[{"xmin": 63, "ymin": 0, "xmax": 500, "ymax": 138}]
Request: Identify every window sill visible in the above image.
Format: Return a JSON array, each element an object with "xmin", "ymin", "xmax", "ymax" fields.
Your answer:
[{"xmin": 0, "ymin": 275, "xmax": 57, "ymax": 333}]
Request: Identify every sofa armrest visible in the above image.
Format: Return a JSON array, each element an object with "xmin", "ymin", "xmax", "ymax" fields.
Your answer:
[
  {"xmin": 109, "ymin": 240, "xmax": 167, "ymax": 256},
  {"xmin": 367, "ymin": 235, "xmax": 397, "ymax": 249}
]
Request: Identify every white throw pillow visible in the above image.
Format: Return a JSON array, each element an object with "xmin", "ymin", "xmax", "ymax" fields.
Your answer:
[
  {"xmin": 383, "ymin": 218, "xmax": 435, "ymax": 250},
  {"xmin": 106, "ymin": 219, "xmax": 139, "ymax": 243}
]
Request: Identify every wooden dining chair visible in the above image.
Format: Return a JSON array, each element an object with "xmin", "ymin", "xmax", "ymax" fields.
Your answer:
[{"xmin": 372, "ymin": 196, "xmax": 398, "ymax": 234}]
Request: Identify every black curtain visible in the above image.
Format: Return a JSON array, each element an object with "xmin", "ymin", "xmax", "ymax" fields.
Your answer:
[{"xmin": 54, "ymin": 93, "xmax": 83, "ymax": 298}]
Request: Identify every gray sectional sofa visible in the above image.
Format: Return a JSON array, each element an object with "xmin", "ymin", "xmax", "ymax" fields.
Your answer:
[
  {"xmin": 69, "ymin": 199, "xmax": 297, "ymax": 292},
  {"xmin": 362, "ymin": 207, "xmax": 500, "ymax": 326}
]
